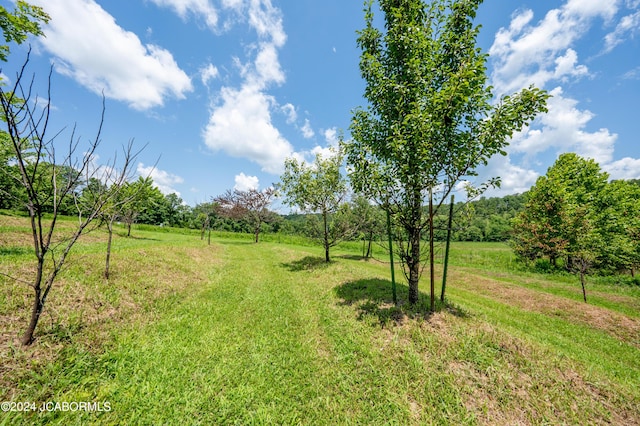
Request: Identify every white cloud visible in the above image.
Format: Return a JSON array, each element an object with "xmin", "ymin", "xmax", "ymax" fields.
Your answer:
[
  {"xmin": 203, "ymin": 84, "xmax": 293, "ymax": 173},
  {"xmin": 623, "ymin": 66, "xmax": 640, "ymax": 79},
  {"xmin": 200, "ymin": 63, "xmax": 219, "ymax": 86},
  {"xmin": 489, "ymin": 2, "xmax": 617, "ymax": 96},
  {"xmin": 604, "ymin": 10, "xmax": 640, "ymax": 52},
  {"xmin": 281, "ymin": 103, "xmax": 297, "ymax": 124},
  {"xmin": 510, "ymin": 87, "xmax": 617, "ymax": 164},
  {"xmin": 251, "ymin": 42, "xmax": 285, "ymax": 87},
  {"xmin": 246, "ymin": 0, "xmax": 286, "ymax": 47},
  {"xmin": 475, "ymin": 155, "xmax": 540, "ymax": 197},
  {"xmin": 148, "ymin": 0, "xmax": 218, "ymax": 30},
  {"xmin": 32, "ymin": 0, "xmax": 193, "ymax": 110},
  {"xmin": 202, "ymin": 0, "xmax": 291, "ymax": 174},
  {"xmin": 483, "ymin": 1, "xmax": 640, "ymax": 194},
  {"xmin": 137, "ymin": 163, "xmax": 184, "ymax": 196},
  {"xmin": 310, "ymin": 145, "xmax": 334, "ymax": 160},
  {"xmin": 603, "ymin": 157, "xmax": 640, "ymax": 180},
  {"xmin": 301, "ymin": 119, "xmax": 314, "ymax": 139},
  {"xmin": 324, "ymin": 127, "xmax": 340, "ymax": 146},
  {"xmin": 234, "ymin": 173, "xmax": 259, "ymax": 191}
]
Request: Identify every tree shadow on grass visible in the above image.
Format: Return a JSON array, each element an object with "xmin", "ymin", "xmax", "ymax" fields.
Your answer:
[
  {"xmin": 114, "ymin": 232, "xmax": 160, "ymax": 241},
  {"xmin": 0, "ymin": 246, "xmax": 30, "ymax": 256},
  {"xmin": 281, "ymin": 256, "xmax": 331, "ymax": 272},
  {"xmin": 336, "ymin": 254, "xmax": 370, "ymax": 261},
  {"xmin": 335, "ymin": 278, "xmax": 469, "ymax": 327}
]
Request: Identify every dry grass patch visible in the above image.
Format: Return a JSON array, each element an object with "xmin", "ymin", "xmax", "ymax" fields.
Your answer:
[
  {"xmin": 452, "ymin": 269, "xmax": 640, "ymax": 346},
  {"xmin": 0, "ymin": 226, "xmax": 222, "ymax": 400}
]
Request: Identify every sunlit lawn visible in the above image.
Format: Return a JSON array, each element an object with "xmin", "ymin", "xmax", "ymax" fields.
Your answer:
[{"xmin": 1, "ymin": 216, "xmax": 638, "ymax": 424}]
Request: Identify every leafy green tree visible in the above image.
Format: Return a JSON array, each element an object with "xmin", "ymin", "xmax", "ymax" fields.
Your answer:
[
  {"xmin": 279, "ymin": 148, "xmax": 350, "ymax": 262},
  {"xmin": 0, "ymin": 0, "xmax": 49, "ymax": 62},
  {"xmin": 510, "ymin": 153, "xmax": 640, "ymax": 300},
  {"xmin": 119, "ymin": 177, "xmax": 157, "ymax": 236},
  {"xmin": 512, "ymin": 153, "xmax": 610, "ymax": 271},
  {"xmin": 162, "ymin": 193, "xmax": 191, "ymax": 227},
  {"xmin": 346, "ymin": 0, "xmax": 548, "ymax": 306},
  {"xmin": 599, "ymin": 179, "xmax": 640, "ymax": 276},
  {"xmin": 511, "ymin": 177, "xmax": 569, "ymax": 266}
]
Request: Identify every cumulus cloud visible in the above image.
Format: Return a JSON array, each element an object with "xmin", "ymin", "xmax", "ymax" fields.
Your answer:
[
  {"xmin": 483, "ymin": 0, "xmax": 640, "ymax": 192},
  {"xmin": 323, "ymin": 127, "xmax": 340, "ymax": 146},
  {"xmin": 137, "ymin": 163, "xmax": 184, "ymax": 196},
  {"xmin": 203, "ymin": 84, "xmax": 293, "ymax": 173},
  {"xmin": 281, "ymin": 103, "xmax": 297, "ymax": 124},
  {"xmin": 32, "ymin": 0, "xmax": 193, "ymax": 110},
  {"xmin": 234, "ymin": 172, "xmax": 259, "ymax": 191},
  {"xmin": 489, "ymin": 1, "xmax": 617, "ymax": 96},
  {"xmin": 603, "ymin": 157, "xmax": 640, "ymax": 180},
  {"xmin": 203, "ymin": 0, "xmax": 292, "ymax": 174},
  {"xmin": 510, "ymin": 87, "xmax": 618, "ymax": 164}
]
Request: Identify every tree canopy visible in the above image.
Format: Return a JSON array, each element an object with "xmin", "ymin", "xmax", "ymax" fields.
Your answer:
[
  {"xmin": 511, "ymin": 153, "xmax": 640, "ymax": 297},
  {"xmin": 345, "ymin": 0, "xmax": 548, "ymax": 305},
  {"xmin": 0, "ymin": 0, "xmax": 49, "ymax": 62},
  {"xmin": 278, "ymin": 148, "xmax": 351, "ymax": 262}
]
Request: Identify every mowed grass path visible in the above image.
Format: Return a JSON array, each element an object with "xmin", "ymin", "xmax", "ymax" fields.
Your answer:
[{"xmin": 2, "ymin": 229, "xmax": 639, "ymax": 424}]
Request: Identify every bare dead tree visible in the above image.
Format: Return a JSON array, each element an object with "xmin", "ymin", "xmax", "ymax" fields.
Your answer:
[
  {"xmin": 0, "ymin": 54, "xmax": 141, "ymax": 345},
  {"xmin": 214, "ymin": 188, "xmax": 276, "ymax": 243}
]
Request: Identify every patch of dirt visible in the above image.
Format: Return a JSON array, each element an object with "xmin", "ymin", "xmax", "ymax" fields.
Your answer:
[
  {"xmin": 444, "ymin": 321, "xmax": 640, "ymax": 425},
  {"xmin": 452, "ymin": 270, "xmax": 640, "ymax": 347}
]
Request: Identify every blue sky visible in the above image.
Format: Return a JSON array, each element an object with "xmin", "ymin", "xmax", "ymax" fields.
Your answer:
[{"xmin": 1, "ymin": 0, "xmax": 639, "ymax": 206}]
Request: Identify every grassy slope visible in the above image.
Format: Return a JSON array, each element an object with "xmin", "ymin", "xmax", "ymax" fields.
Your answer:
[{"xmin": 1, "ymin": 218, "xmax": 639, "ymax": 424}]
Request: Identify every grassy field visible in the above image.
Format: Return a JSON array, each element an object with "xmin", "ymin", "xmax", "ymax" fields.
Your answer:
[{"xmin": 1, "ymin": 214, "xmax": 639, "ymax": 425}]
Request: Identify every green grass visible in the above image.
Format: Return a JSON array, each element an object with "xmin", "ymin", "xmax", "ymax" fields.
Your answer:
[{"xmin": 1, "ymin": 219, "xmax": 639, "ymax": 424}]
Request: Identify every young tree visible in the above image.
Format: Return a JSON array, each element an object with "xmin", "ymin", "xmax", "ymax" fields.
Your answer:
[
  {"xmin": 118, "ymin": 176, "xmax": 156, "ymax": 237},
  {"xmin": 346, "ymin": 0, "xmax": 548, "ymax": 306},
  {"xmin": 213, "ymin": 187, "xmax": 276, "ymax": 243},
  {"xmin": 0, "ymin": 59, "xmax": 139, "ymax": 345},
  {"xmin": 351, "ymin": 195, "xmax": 385, "ymax": 258},
  {"xmin": 279, "ymin": 148, "xmax": 351, "ymax": 262}
]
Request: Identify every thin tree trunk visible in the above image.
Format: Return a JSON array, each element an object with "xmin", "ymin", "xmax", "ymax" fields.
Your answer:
[
  {"xmin": 254, "ymin": 222, "xmax": 260, "ymax": 243},
  {"xmin": 366, "ymin": 231, "xmax": 373, "ymax": 258},
  {"xmin": 441, "ymin": 194, "xmax": 454, "ymax": 302},
  {"xmin": 22, "ymin": 263, "xmax": 44, "ymax": 345},
  {"xmin": 408, "ymin": 227, "xmax": 421, "ymax": 305},
  {"xmin": 429, "ymin": 189, "xmax": 435, "ymax": 311},
  {"xmin": 323, "ymin": 210, "xmax": 330, "ymax": 262},
  {"xmin": 580, "ymin": 269, "xmax": 588, "ymax": 303},
  {"xmin": 387, "ymin": 209, "xmax": 397, "ymax": 305},
  {"xmin": 105, "ymin": 220, "xmax": 114, "ymax": 279}
]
